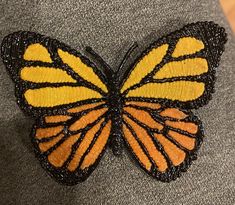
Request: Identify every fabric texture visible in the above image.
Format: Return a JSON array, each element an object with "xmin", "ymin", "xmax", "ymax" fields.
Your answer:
[{"xmin": 0, "ymin": 0, "xmax": 234, "ymax": 204}]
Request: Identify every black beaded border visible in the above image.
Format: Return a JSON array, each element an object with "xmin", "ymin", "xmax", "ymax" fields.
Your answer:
[{"xmin": 0, "ymin": 21, "xmax": 227, "ymax": 185}]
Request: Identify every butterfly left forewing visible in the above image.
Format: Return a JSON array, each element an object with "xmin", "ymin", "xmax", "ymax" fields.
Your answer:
[{"xmin": 1, "ymin": 31, "xmax": 108, "ymax": 116}]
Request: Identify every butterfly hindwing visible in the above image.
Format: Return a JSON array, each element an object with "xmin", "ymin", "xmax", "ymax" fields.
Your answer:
[
  {"xmin": 123, "ymin": 101, "xmax": 203, "ymax": 181},
  {"xmin": 32, "ymin": 102, "xmax": 111, "ymax": 184}
]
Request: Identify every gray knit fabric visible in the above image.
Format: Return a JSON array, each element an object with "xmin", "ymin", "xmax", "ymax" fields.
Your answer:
[{"xmin": 0, "ymin": 0, "xmax": 234, "ymax": 204}]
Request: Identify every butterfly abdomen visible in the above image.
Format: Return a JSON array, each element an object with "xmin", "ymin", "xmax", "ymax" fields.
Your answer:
[{"xmin": 107, "ymin": 87, "xmax": 125, "ymax": 156}]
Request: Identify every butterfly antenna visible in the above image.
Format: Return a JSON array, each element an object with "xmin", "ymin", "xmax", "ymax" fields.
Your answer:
[
  {"xmin": 116, "ymin": 42, "xmax": 138, "ymax": 74},
  {"xmin": 86, "ymin": 46, "xmax": 113, "ymax": 77}
]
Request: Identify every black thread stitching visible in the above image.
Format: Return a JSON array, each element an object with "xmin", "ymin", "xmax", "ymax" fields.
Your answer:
[{"xmin": 0, "ymin": 21, "xmax": 227, "ymax": 185}]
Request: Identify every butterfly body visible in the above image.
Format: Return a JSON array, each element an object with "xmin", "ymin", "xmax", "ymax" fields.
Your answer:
[
  {"xmin": 1, "ymin": 22, "xmax": 227, "ymax": 185},
  {"xmin": 105, "ymin": 80, "xmax": 125, "ymax": 156}
]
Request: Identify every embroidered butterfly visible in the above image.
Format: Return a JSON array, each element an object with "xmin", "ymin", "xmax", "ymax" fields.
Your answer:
[{"xmin": 1, "ymin": 22, "xmax": 227, "ymax": 185}]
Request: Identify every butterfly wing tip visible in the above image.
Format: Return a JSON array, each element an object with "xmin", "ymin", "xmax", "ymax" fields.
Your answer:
[{"xmin": 148, "ymin": 148, "xmax": 202, "ymax": 183}]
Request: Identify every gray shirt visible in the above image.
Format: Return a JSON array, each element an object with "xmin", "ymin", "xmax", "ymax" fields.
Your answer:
[{"xmin": 0, "ymin": 0, "xmax": 234, "ymax": 204}]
